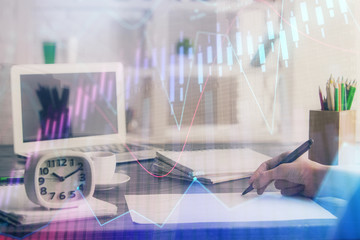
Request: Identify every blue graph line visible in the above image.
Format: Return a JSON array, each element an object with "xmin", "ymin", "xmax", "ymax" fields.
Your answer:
[
  {"xmin": 0, "ymin": 188, "xmax": 81, "ymax": 240},
  {"xmin": 3, "ymin": 0, "xmax": 359, "ymax": 238},
  {"xmin": 1, "ymin": 177, "xmax": 261, "ymax": 239}
]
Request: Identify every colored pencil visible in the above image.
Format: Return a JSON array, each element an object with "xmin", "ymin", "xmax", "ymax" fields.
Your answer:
[
  {"xmin": 334, "ymin": 84, "xmax": 339, "ymax": 111},
  {"xmin": 341, "ymin": 79, "xmax": 346, "ymax": 110},
  {"xmin": 326, "ymin": 83, "xmax": 331, "ymax": 111},
  {"xmin": 347, "ymin": 81, "xmax": 357, "ymax": 110},
  {"xmin": 319, "ymin": 87, "xmax": 324, "ymax": 110},
  {"xmin": 338, "ymin": 82, "xmax": 342, "ymax": 111},
  {"xmin": 329, "ymin": 83, "xmax": 335, "ymax": 111}
]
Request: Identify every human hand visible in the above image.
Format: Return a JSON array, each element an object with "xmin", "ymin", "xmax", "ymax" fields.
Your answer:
[{"xmin": 249, "ymin": 152, "xmax": 329, "ymax": 198}]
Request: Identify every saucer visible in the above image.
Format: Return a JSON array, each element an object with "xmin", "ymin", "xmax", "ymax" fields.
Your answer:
[{"xmin": 95, "ymin": 173, "xmax": 130, "ymax": 191}]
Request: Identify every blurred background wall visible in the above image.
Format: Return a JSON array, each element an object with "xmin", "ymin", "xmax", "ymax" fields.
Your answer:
[{"xmin": 1, "ymin": 0, "xmax": 360, "ymax": 145}]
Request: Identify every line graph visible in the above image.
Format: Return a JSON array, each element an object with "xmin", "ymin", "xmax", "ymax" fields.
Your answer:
[
  {"xmin": 131, "ymin": 0, "xmax": 358, "ymax": 134},
  {"xmin": 0, "ymin": 178, "xmax": 258, "ymax": 239},
  {"xmin": 2, "ymin": 0, "xmax": 360, "ymax": 239},
  {"xmin": 145, "ymin": 25, "xmax": 281, "ymax": 133},
  {"xmin": 122, "ymin": 0, "xmax": 360, "ymax": 178},
  {"xmin": 257, "ymin": 0, "xmax": 357, "ymax": 54}
]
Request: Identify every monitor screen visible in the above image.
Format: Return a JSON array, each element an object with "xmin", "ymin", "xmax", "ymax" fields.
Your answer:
[{"xmin": 20, "ymin": 72, "xmax": 118, "ymax": 142}]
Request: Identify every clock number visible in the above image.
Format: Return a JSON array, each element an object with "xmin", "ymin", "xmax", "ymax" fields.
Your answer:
[
  {"xmin": 38, "ymin": 177, "xmax": 45, "ymax": 185},
  {"xmin": 40, "ymin": 187, "xmax": 47, "ymax": 195},
  {"xmin": 77, "ymin": 162, "xmax": 83, "ymax": 170},
  {"xmin": 61, "ymin": 158, "xmax": 67, "ymax": 166},
  {"xmin": 49, "ymin": 192, "xmax": 55, "ymax": 200},
  {"xmin": 79, "ymin": 173, "xmax": 86, "ymax": 181},
  {"xmin": 78, "ymin": 184, "xmax": 84, "ymax": 192},
  {"xmin": 47, "ymin": 160, "xmax": 55, "ymax": 168},
  {"xmin": 40, "ymin": 167, "xmax": 49, "ymax": 175},
  {"xmin": 70, "ymin": 159, "xmax": 74, "ymax": 166},
  {"xmin": 69, "ymin": 191, "xmax": 76, "ymax": 198},
  {"xmin": 59, "ymin": 192, "xmax": 66, "ymax": 200}
]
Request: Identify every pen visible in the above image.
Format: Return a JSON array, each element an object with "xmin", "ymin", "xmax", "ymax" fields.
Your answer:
[{"xmin": 242, "ymin": 139, "xmax": 314, "ymax": 196}]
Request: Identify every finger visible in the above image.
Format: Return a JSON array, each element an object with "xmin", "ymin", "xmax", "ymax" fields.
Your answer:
[
  {"xmin": 265, "ymin": 151, "xmax": 291, "ymax": 169},
  {"xmin": 257, "ymin": 184, "xmax": 269, "ymax": 195},
  {"xmin": 249, "ymin": 151, "xmax": 290, "ymax": 184},
  {"xmin": 281, "ymin": 185, "xmax": 305, "ymax": 196},
  {"xmin": 249, "ymin": 162, "xmax": 270, "ymax": 183},
  {"xmin": 257, "ymin": 187, "xmax": 266, "ymax": 195},
  {"xmin": 253, "ymin": 164, "xmax": 293, "ymax": 189},
  {"xmin": 274, "ymin": 180, "xmax": 301, "ymax": 189}
]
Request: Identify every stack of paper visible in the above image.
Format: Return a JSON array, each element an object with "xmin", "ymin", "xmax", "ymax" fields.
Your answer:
[
  {"xmin": 152, "ymin": 148, "xmax": 271, "ymax": 184},
  {"xmin": 0, "ymin": 185, "xmax": 117, "ymax": 225}
]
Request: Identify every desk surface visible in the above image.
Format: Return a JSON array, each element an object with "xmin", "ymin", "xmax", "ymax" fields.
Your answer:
[{"xmin": 0, "ymin": 143, "xmax": 341, "ymax": 240}]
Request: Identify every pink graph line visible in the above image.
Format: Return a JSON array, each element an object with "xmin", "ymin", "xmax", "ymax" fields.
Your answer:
[
  {"xmin": 124, "ymin": 14, "xmax": 239, "ymax": 178},
  {"xmin": 71, "ymin": 1, "xmax": 355, "ymax": 178},
  {"xmin": 139, "ymin": 0, "xmax": 358, "ymax": 177}
]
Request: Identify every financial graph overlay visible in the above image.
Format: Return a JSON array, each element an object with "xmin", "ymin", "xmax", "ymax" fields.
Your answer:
[
  {"xmin": 1, "ymin": 0, "xmax": 360, "ymax": 239},
  {"xmin": 0, "ymin": 178, "xmax": 259, "ymax": 239},
  {"xmin": 123, "ymin": 0, "xmax": 356, "ymax": 136}
]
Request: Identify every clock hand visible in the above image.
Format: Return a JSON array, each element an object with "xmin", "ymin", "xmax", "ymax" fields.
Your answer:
[
  {"xmin": 51, "ymin": 172, "xmax": 65, "ymax": 182},
  {"xmin": 63, "ymin": 167, "xmax": 82, "ymax": 180}
]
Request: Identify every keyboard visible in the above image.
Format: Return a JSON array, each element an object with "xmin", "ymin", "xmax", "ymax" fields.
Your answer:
[
  {"xmin": 71, "ymin": 143, "xmax": 157, "ymax": 163},
  {"xmin": 71, "ymin": 143, "xmax": 150, "ymax": 154}
]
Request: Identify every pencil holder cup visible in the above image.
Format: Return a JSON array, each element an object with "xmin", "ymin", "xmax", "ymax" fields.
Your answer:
[{"xmin": 309, "ymin": 110, "xmax": 356, "ymax": 165}]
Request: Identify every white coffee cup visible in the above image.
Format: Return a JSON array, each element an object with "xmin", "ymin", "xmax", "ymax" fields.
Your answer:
[{"xmin": 86, "ymin": 152, "xmax": 116, "ymax": 184}]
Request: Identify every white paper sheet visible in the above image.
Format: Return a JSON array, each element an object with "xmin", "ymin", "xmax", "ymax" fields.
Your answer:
[{"xmin": 125, "ymin": 192, "xmax": 336, "ymax": 225}]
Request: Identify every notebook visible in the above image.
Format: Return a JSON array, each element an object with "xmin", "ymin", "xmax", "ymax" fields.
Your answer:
[
  {"xmin": 152, "ymin": 149, "xmax": 271, "ymax": 184},
  {"xmin": 0, "ymin": 185, "xmax": 117, "ymax": 226},
  {"xmin": 11, "ymin": 63, "xmax": 156, "ymax": 163}
]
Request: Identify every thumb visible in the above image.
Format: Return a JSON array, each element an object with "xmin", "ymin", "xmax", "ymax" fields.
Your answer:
[{"xmin": 252, "ymin": 164, "xmax": 292, "ymax": 189}]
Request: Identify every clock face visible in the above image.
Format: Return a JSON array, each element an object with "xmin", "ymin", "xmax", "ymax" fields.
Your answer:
[{"xmin": 37, "ymin": 156, "xmax": 89, "ymax": 203}]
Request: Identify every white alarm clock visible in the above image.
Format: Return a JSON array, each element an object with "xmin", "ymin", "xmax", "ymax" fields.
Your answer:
[{"xmin": 24, "ymin": 150, "xmax": 95, "ymax": 209}]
